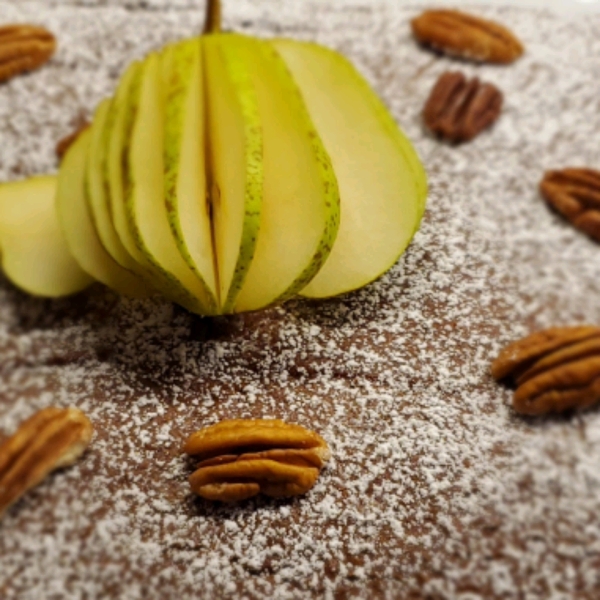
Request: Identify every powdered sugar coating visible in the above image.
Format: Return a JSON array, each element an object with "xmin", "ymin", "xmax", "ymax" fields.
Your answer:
[{"xmin": 1, "ymin": 2, "xmax": 600, "ymax": 598}]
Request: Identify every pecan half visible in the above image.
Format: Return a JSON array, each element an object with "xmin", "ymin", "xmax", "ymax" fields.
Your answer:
[
  {"xmin": 540, "ymin": 168, "xmax": 600, "ymax": 242},
  {"xmin": 184, "ymin": 419, "xmax": 330, "ymax": 502},
  {"xmin": 0, "ymin": 407, "xmax": 93, "ymax": 518},
  {"xmin": 0, "ymin": 24, "xmax": 56, "ymax": 84},
  {"xmin": 491, "ymin": 326, "xmax": 600, "ymax": 415},
  {"xmin": 423, "ymin": 71, "xmax": 503, "ymax": 143},
  {"xmin": 411, "ymin": 9, "xmax": 524, "ymax": 64}
]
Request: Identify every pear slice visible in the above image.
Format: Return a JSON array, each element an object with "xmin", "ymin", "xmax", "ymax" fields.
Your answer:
[
  {"xmin": 56, "ymin": 127, "xmax": 148, "ymax": 297},
  {"xmin": 272, "ymin": 40, "xmax": 428, "ymax": 298},
  {"xmin": 161, "ymin": 39, "xmax": 218, "ymax": 314},
  {"xmin": 86, "ymin": 97, "xmax": 149, "ymax": 285},
  {"xmin": 103, "ymin": 61, "xmax": 178, "ymax": 303},
  {"xmin": 122, "ymin": 51, "xmax": 214, "ymax": 315},
  {"xmin": 103, "ymin": 58, "xmax": 201, "ymax": 312},
  {"xmin": 202, "ymin": 35, "xmax": 263, "ymax": 313},
  {"xmin": 227, "ymin": 35, "xmax": 340, "ymax": 313},
  {"xmin": 104, "ymin": 60, "xmax": 151, "ymax": 273},
  {"xmin": 0, "ymin": 176, "xmax": 93, "ymax": 297}
]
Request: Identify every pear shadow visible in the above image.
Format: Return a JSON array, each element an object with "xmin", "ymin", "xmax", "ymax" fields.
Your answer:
[
  {"xmin": 510, "ymin": 406, "xmax": 597, "ymax": 430},
  {"xmin": 281, "ymin": 266, "xmax": 419, "ymax": 331},
  {"xmin": 185, "ymin": 490, "xmax": 300, "ymax": 520},
  {"xmin": 413, "ymin": 42, "xmax": 514, "ymax": 69},
  {"xmin": 0, "ymin": 268, "xmax": 415, "ymax": 399},
  {"xmin": 4, "ymin": 281, "xmax": 114, "ymax": 335},
  {"xmin": 0, "ymin": 280, "xmax": 213, "ymax": 392}
]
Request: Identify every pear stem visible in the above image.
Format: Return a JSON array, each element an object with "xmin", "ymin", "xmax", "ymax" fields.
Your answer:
[{"xmin": 203, "ymin": 0, "xmax": 222, "ymax": 34}]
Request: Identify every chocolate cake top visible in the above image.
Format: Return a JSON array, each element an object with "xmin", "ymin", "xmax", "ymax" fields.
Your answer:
[{"xmin": 0, "ymin": 1, "xmax": 599, "ymax": 598}]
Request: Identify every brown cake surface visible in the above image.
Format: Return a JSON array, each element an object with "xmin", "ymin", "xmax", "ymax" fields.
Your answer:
[{"xmin": 1, "ymin": 1, "xmax": 600, "ymax": 598}]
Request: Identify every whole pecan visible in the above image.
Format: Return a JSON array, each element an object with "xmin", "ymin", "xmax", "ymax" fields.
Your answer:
[
  {"xmin": 0, "ymin": 407, "xmax": 93, "ymax": 518},
  {"xmin": 491, "ymin": 326, "xmax": 600, "ymax": 415},
  {"xmin": 184, "ymin": 419, "xmax": 330, "ymax": 502},
  {"xmin": 539, "ymin": 168, "xmax": 600, "ymax": 242},
  {"xmin": 423, "ymin": 71, "xmax": 503, "ymax": 143},
  {"xmin": 0, "ymin": 24, "xmax": 56, "ymax": 83},
  {"xmin": 411, "ymin": 9, "xmax": 524, "ymax": 64}
]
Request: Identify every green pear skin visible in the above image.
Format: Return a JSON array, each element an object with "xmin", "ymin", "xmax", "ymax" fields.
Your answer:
[
  {"xmin": 230, "ymin": 35, "xmax": 340, "ymax": 313},
  {"xmin": 57, "ymin": 128, "xmax": 149, "ymax": 297},
  {"xmin": 273, "ymin": 39, "xmax": 427, "ymax": 299}
]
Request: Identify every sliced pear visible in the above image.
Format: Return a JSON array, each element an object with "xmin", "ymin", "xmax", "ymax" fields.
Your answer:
[
  {"xmin": 227, "ymin": 35, "xmax": 340, "ymax": 313},
  {"xmin": 123, "ymin": 51, "xmax": 214, "ymax": 314},
  {"xmin": 202, "ymin": 34, "xmax": 263, "ymax": 313},
  {"xmin": 0, "ymin": 176, "xmax": 93, "ymax": 297},
  {"xmin": 272, "ymin": 40, "xmax": 428, "ymax": 298},
  {"xmin": 56, "ymin": 127, "xmax": 148, "ymax": 297},
  {"xmin": 86, "ymin": 97, "xmax": 149, "ymax": 287},
  {"xmin": 105, "ymin": 60, "xmax": 150, "ymax": 270},
  {"xmin": 161, "ymin": 39, "xmax": 218, "ymax": 314},
  {"xmin": 103, "ymin": 59, "xmax": 200, "ymax": 312}
]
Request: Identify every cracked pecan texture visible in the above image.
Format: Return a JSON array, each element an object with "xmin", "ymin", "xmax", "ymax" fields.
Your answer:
[
  {"xmin": 0, "ymin": 407, "xmax": 93, "ymax": 518},
  {"xmin": 540, "ymin": 168, "xmax": 600, "ymax": 242},
  {"xmin": 423, "ymin": 71, "xmax": 503, "ymax": 143},
  {"xmin": 56, "ymin": 121, "xmax": 90, "ymax": 160},
  {"xmin": 184, "ymin": 419, "xmax": 330, "ymax": 502},
  {"xmin": 492, "ymin": 326, "xmax": 600, "ymax": 415}
]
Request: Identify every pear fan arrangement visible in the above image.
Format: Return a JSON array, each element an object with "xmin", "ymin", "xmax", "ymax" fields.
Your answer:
[{"xmin": 0, "ymin": 2, "xmax": 427, "ymax": 315}]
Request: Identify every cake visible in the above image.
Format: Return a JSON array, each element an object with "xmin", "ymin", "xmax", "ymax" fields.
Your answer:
[{"xmin": 1, "ymin": 1, "xmax": 600, "ymax": 598}]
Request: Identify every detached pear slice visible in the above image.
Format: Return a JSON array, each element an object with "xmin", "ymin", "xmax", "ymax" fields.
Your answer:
[
  {"xmin": 229, "ymin": 35, "xmax": 340, "ymax": 313},
  {"xmin": 123, "ymin": 52, "xmax": 214, "ymax": 314},
  {"xmin": 0, "ymin": 176, "xmax": 93, "ymax": 297},
  {"xmin": 202, "ymin": 35, "xmax": 263, "ymax": 313},
  {"xmin": 161, "ymin": 39, "xmax": 218, "ymax": 313},
  {"xmin": 56, "ymin": 127, "xmax": 148, "ymax": 297},
  {"xmin": 273, "ymin": 40, "xmax": 428, "ymax": 298}
]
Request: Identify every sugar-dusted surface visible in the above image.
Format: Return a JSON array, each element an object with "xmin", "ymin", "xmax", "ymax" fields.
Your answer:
[
  {"xmin": 35, "ymin": 0, "xmax": 600, "ymax": 15},
  {"xmin": 1, "ymin": 2, "xmax": 600, "ymax": 599}
]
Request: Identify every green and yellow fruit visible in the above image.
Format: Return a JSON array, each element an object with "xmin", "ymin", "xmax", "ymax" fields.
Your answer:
[
  {"xmin": 0, "ymin": 175, "xmax": 93, "ymax": 297},
  {"xmin": 0, "ymin": 0, "xmax": 427, "ymax": 315}
]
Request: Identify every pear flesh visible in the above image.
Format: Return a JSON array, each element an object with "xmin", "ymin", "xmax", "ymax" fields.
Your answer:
[
  {"xmin": 162, "ymin": 40, "xmax": 218, "ymax": 313},
  {"xmin": 0, "ymin": 176, "xmax": 93, "ymax": 297},
  {"xmin": 227, "ymin": 35, "xmax": 340, "ymax": 313},
  {"xmin": 104, "ymin": 61, "xmax": 151, "ymax": 274},
  {"xmin": 272, "ymin": 40, "xmax": 428, "ymax": 299},
  {"xmin": 123, "ymin": 51, "xmax": 213, "ymax": 315},
  {"xmin": 56, "ymin": 128, "xmax": 150, "ymax": 297},
  {"xmin": 202, "ymin": 34, "xmax": 263, "ymax": 312},
  {"xmin": 86, "ymin": 97, "xmax": 149, "ymax": 288},
  {"xmin": 0, "ymin": 32, "xmax": 426, "ymax": 313}
]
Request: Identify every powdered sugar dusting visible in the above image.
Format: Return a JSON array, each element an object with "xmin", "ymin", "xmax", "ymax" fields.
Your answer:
[{"xmin": 1, "ymin": 2, "xmax": 600, "ymax": 598}]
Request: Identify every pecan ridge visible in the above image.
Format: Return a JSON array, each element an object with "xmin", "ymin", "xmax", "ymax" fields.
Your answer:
[
  {"xmin": 0, "ymin": 406, "xmax": 93, "ymax": 518},
  {"xmin": 0, "ymin": 24, "xmax": 56, "ymax": 83},
  {"xmin": 423, "ymin": 71, "xmax": 503, "ymax": 143},
  {"xmin": 491, "ymin": 326, "xmax": 600, "ymax": 415},
  {"xmin": 540, "ymin": 168, "xmax": 600, "ymax": 242},
  {"xmin": 184, "ymin": 419, "xmax": 330, "ymax": 502}
]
